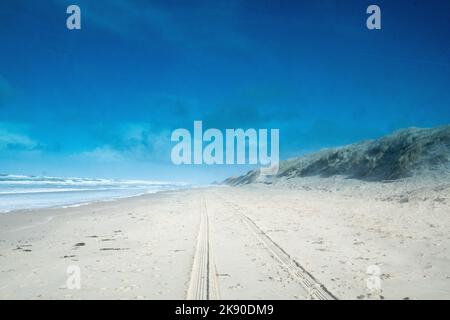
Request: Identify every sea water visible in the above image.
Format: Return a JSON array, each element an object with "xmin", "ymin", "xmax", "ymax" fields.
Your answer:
[{"xmin": 0, "ymin": 174, "xmax": 188, "ymax": 213}]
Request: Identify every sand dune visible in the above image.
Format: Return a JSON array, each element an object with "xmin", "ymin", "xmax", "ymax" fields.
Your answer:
[{"xmin": 224, "ymin": 125, "xmax": 450, "ymax": 185}]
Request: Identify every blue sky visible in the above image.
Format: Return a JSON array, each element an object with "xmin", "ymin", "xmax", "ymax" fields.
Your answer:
[{"xmin": 0, "ymin": 0, "xmax": 449, "ymax": 183}]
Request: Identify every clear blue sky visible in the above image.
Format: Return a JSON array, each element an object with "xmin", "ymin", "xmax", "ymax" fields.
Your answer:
[{"xmin": 1, "ymin": 0, "xmax": 449, "ymax": 183}]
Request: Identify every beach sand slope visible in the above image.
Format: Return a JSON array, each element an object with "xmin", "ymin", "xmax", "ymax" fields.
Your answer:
[{"xmin": 1, "ymin": 177, "xmax": 449, "ymax": 299}]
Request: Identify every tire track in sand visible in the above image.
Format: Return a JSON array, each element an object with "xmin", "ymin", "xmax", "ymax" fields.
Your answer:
[
  {"xmin": 218, "ymin": 194, "xmax": 337, "ymax": 300},
  {"xmin": 186, "ymin": 196, "xmax": 220, "ymax": 300}
]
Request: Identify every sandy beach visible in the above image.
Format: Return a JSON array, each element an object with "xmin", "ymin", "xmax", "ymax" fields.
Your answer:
[{"xmin": 1, "ymin": 176, "xmax": 449, "ymax": 300}]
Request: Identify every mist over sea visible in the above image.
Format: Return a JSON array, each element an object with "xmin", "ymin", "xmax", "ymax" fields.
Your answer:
[{"xmin": 0, "ymin": 175, "xmax": 188, "ymax": 213}]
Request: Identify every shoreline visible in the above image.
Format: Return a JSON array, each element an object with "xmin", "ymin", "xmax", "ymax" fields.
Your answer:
[{"xmin": 0, "ymin": 185, "xmax": 195, "ymax": 215}]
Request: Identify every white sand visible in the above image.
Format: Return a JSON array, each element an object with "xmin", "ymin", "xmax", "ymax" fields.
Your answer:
[{"xmin": 1, "ymin": 177, "xmax": 449, "ymax": 300}]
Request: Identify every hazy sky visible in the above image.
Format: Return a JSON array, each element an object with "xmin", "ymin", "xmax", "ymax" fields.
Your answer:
[{"xmin": 0, "ymin": 0, "xmax": 449, "ymax": 182}]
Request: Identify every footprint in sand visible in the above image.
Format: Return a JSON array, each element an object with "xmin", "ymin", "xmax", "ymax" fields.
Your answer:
[
  {"xmin": 74, "ymin": 242, "xmax": 85, "ymax": 247},
  {"xmin": 14, "ymin": 244, "xmax": 33, "ymax": 252}
]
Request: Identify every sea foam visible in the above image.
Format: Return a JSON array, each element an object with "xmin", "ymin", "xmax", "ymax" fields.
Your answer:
[{"xmin": 0, "ymin": 174, "xmax": 188, "ymax": 213}]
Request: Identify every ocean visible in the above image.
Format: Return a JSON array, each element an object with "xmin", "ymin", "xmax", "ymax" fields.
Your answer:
[{"xmin": 0, "ymin": 174, "xmax": 188, "ymax": 213}]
